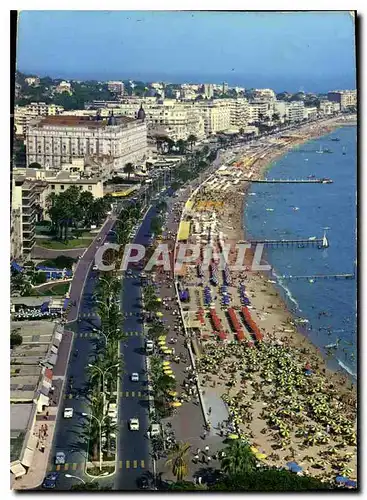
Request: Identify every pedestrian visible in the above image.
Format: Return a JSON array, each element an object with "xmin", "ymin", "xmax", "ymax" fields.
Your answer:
[
  {"xmin": 205, "ymin": 445, "xmax": 210, "ymax": 453},
  {"xmin": 208, "ymin": 406, "xmax": 212, "ymax": 415},
  {"xmin": 207, "ymin": 456, "xmax": 212, "ymax": 465},
  {"xmin": 198, "ymin": 476, "xmax": 202, "ymax": 485},
  {"xmin": 196, "ymin": 448, "xmax": 201, "ymax": 454},
  {"xmin": 193, "ymin": 454, "xmax": 199, "ymax": 463}
]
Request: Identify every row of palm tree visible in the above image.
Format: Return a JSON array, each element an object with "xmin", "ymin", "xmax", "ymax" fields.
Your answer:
[{"xmin": 154, "ymin": 134, "xmax": 198, "ymax": 155}]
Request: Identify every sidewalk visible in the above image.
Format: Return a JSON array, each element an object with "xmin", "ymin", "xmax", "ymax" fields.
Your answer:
[{"xmin": 12, "ymin": 330, "xmax": 74, "ymax": 491}]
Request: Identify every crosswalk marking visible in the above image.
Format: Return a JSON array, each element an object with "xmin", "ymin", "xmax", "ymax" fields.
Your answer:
[
  {"xmin": 72, "ymin": 463, "xmax": 77, "ymax": 470},
  {"xmin": 47, "ymin": 464, "xmax": 53, "ymax": 472},
  {"xmin": 141, "ymin": 460, "xmax": 145, "ymax": 468},
  {"xmin": 119, "ymin": 461, "xmax": 123, "ymax": 469},
  {"xmin": 133, "ymin": 460, "xmax": 138, "ymax": 469},
  {"xmin": 137, "ymin": 391, "xmax": 141, "ymax": 397},
  {"xmin": 56, "ymin": 465, "xmax": 61, "ymax": 471},
  {"xmin": 126, "ymin": 460, "xmax": 130, "ymax": 469},
  {"xmin": 64, "ymin": 463, "xmax": 69, "ymax": 471},
  {"xmin": 131, "ymin": 391, "xmax": 135, "ymax": 397}
]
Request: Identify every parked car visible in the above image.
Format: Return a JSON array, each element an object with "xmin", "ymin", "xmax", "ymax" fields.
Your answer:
[
  {"xmin": 131, "ymin": 372, "xmax": 139, "ymax": 382},
  {"xmin": 55, "ymin": 451, "xmax": 66, "ymax": 465},
  {"xmin": 42, "ymin": 472, "xmax": 59, "ymax": 489}
]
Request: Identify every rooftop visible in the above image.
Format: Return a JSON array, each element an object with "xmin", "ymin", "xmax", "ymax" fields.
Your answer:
[{"xmin": 35, "ymin": 114, "xmax": 137, "ymax": 129}]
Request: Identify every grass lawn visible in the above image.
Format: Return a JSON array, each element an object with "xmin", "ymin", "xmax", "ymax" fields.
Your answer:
[
  {"xmin": 30, "ymin": 281, "xmax": 70, "ymax": 296},
  {"xmin": 37, "ymin": 238, "xmax": 91, "ymax": 250}
]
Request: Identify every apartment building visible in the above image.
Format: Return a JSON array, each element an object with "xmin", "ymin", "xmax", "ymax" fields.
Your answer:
[
  {"xmin": 303, "ymin": 106, "xmax": 318, "ymax": 120},
  {"xmin": 11, "ymin": 178, "xmax": 23, "ymax": 260},
  {"xmin": 273, "ymin": 101, "xmax": 287, "ymax": 122},
  {"xmin": 286, "ymin": 101, "xmax": 305, "ymax": 123},
  {"xmin": 319, "ymin": 100, "xmax": 341, "ymax": 115},
  {"xmin": 12, "ymin": 178, "xmax": 38, "ymax": 257},
  {"xmin": 252, "ymin": 88, "xmax": 276, "ymax": 101},
  {"xmin": 26, "ymin": 113, "xmax": 147, "ymax": 171},
  {"xmin": 248, "ymin": 100, "xmax": 274, "ymax": 122},
  {"xmin": 203, "ymin": 84, "xmax": 214, "ymax": 99},
  {"xmin": 107, "ymin": 81, "xmax": 125, "ymax": 95},
  {"xmin": 327, "ymin": 90, "xmax": 357, "ymax": 110},
  {"xmin": 14, "ymin": 103, "xmax": 64, "ymax": 136},
  {"xmin": 25, "ymin": 77, "xmax": 40, "ymax": 87},
  {"xmin": 55, "ymin": 81, "xmax": 73, "ymax": 95}
]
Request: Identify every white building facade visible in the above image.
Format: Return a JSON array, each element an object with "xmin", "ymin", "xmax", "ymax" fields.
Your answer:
[{"xmin": 26, "ymin": 115, "xmax": 147, "ymax": 172}]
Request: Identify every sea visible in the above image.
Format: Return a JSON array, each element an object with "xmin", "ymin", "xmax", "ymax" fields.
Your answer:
[{"xmin": 244, "ymin": 125, "xmax": 357, "ymax": 379}]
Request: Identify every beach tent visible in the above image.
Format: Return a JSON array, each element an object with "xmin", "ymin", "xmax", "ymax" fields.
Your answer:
[
  {"xmin": 286, "ymin": 462, "xmax": 303, "ymax": 473},
  {"xmin": 335, "ymin": 476, "xmax": 349, "ymax": 485}
]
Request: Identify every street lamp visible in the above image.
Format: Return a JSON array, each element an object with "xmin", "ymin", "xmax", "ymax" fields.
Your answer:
[
  {"xmin": 87, "ymin": 363, "xmax": 119, "ymax": 410},
  {"xmin": 81, "ymin": 413, "xmax": 109, "ymax": 471}
]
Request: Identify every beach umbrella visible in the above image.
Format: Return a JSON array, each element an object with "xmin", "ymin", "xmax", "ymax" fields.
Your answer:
[
  {"xmin": 161, "ymin": 346, "xmax": 170, "ymax": 352},
  {"xmin": 158, "ymin": 336, "xmax": 166, "ymax": 341},
  {"xmin": 255, "ymin": 453, "xmax": 267, "ymax": 460},
  {"xmin": 227, "ymin": 434, "xmax": 240, "ymax": 440},
  {"xmin": 171, "ymin": 401, "xmax": 182, "ymax": 407},
  {"xmin": 335, "ymin": 476, "xmax": 349, "ymax": 485},
  {"xmin": 168, "ymin": 391, "xmax": 177, "ymax": 396},
  {"xmin": 162, "ymin": 361, "xmax": 171, "ymax": 366},
  {"xmin": 286, "ymin": 462, "xmax": 303, "ymax": 473},
  {"xmin": 345, "ymin": 480, "xmax": 357, "ymax": 488},
  {"xmin": 250, "ymin": 447, "xmax": 259, "ymax": 453},
  {"xmin": 164, "ymin": 369, "xmax": 173, "ymax": 375},
  {"xmin": 156, "ymin": 312, "xmax": 163, "ymax": 317},
  {"xmin": 168, "ymin": 374, "xmax": 175, "ymax": 379}
]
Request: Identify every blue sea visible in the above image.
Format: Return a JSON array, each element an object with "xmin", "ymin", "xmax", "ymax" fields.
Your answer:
[{"xmin": 244, "ymin": 126, "xmax": 357, "ymax": 379}]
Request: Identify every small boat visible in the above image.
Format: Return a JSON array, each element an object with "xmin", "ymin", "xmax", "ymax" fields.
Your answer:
[
  {"xmin": 308, "ymin": 236, "xmax": 317, "ymax": 241},
  {"xmin": 292, "ymin": 207, "xmax": 299, "ymax": 211},
  {"xmin": 342, "ymin": 146, "xmax": 347, "ymax": 155},
  {"xmin": 331, "ymin": 137, "xmax": 340, "ymax": 142},
  {"xmin": 316, "ymin": 145, "xmax": 323, "ymax": 154},
  {"xmin": 266, "ymin": 208, "xmax": 274, "ymax": 212},
  {"xmin": 309, "ymin": 279, "xmax": 314, "ymax": 283},
  {"xmin": 325, "ymin": 343, "xmax": 338, "ymax": 349}
]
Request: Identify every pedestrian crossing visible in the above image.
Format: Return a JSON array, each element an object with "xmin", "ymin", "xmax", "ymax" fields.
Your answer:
[
  {"xmin": 49, "ymin": 460, "xmax": 146, "ymax": 472},
  {"xmin": 75, "ymin": 331, "xmax": 143, "ymax": 339},
  {"xmin": 120, "ymin": 390, "xmax": 147, "ymax": 398},
  {"xmin": 78, "ymin": 311, "xmax": 138, "ymax": 319}
]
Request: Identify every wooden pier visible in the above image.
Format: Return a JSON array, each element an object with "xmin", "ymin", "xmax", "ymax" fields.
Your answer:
[
  {"xmin": 243, "ymin": 178, "xmax": 333, "ymax": 184},
  {"xmin": 248, "ymin": 235, "xmax": 329, "ymax": 248},
  {"xmin": 281, "ymin": 273, "xmax": 355, "ymax": 281}
]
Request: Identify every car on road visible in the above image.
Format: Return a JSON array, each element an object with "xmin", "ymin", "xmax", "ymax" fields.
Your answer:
[
  {"xmin": 131, "ymin": 372, "xmax": 139, "ymax": 382},
  {"xmin": 63, "ymin": 408, "xmax": 73, "ymax": 419},
  {"xmin": 92, "ymin": 264, "xmax": 98, "ymax": 271},
  {"xmin": 42, "ymin": 472, "xmax": 59, "ymax": 489},
  {"xmin": 149, "ymin": 423, "xmax": 161, "ymax": 437},
  {"xmin": 137, "ymin": 476, "xmax": 150, "ymax": 490},
  {"xmin": 55, "ymin": 451, "xmax": 66, "ymax": 465},
  {"xmin": 129, "ymin": 418, "xmax": 140, "ymax": 431}
]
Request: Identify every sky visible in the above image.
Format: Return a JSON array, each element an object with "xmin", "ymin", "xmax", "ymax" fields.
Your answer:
[{"xmin": 16, "ymin": 11, "xmax": 357, "ymax": 93}]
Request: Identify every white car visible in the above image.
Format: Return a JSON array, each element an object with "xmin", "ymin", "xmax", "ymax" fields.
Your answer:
[
  {"xmin": 92, "ymin": 265, "xmax": 98, "ymax": 271},
  {"xmin": 55, "ymin": 451, "xmax": 66, "ymax": 465},
  {"xmin": 129, "ymin": 418, "xmax": 139, "ymax": 431},
  {"xmin": 63, "ymin": 408, "xmax": 73, "ymax": 419},
  {"xmin": 131, "ymin": 373, "xmax": 139, "ymax": 382}
]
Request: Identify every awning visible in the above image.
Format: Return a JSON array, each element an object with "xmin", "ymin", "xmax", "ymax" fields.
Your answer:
[
  {"xmin": 54, "ymin": 331, "xmax": 62, "ymax": 342},
  {"xmin": 177, "ymin": 221, "xmax": 191, "ymax": 241},
  {"xmin": 46, "ymin": 353, "xmax": 57, "ymax": 366},
  {"xmin": 51, "ymin": 345, "xmax": 58, "ymax": 354},
  {"xmin": 21, "ymin": 435, "xmax": 38, "ymax": 468},
  {"xmin": 40, "ymin": 384, "xmax": 50, "ymax": 396},
  {"xmin": 44, "ymin": 368, "xmax": 53, "ymax": 381},
  {"xmin": 52, "ymin": 337, "xmax": 61, "ymax": 348},
  {"xmin": 10, "ymin": 461, "xmax": 26, "ymax": 478},
  {"xmin": 37, "ymin": 393, "xmax": 50, "ymax": 411},
  {"xmin": 185, "ymin": 200, "xmax": 194, "ymax": 211}
]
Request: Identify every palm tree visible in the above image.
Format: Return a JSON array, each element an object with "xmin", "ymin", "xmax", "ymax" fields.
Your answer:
[
  {"xmin": 176, "ymin": 139, "xmax": 187, "ymax": 155},
  {"xmin": 221, "ymin": 441, "xmax": 257, "ymax": 477},
  {"xmin": 165, "ymin": 442, "xmax": 191, "ymax": 481},
  {"xmin": 187, "ymin": 134, "xmax": 198, "ymax": 152},
  {"xmin": 123, "ymin": 162, "xmax": 135, "ymax": 181}
]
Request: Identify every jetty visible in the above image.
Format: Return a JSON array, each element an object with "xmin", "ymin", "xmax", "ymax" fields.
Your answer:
[
  {"xmin": 281, "ymin": 273, "xmax": 355, "ymax": 281},
  {"xmin": 243, "ymin": 178, "xmax": 333, "ymax": 184},
  {"xmin": 247, "ymin": 233, "xmax": 329, "ymax": 248}
]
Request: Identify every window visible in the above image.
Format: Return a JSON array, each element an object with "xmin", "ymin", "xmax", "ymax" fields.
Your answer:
[
  {"xmin": 88, "ymin": 186, "xmax": 93, "ymax": 191},
  {"xmin": 51, "ymin": 185, "xmax": 55, "ymax": 190},
  {"xmin": 79, "ymin": 186, "xmax": 83, "ymax": 190},
  {"xmin": 60, "ymin": 185, "xmax": 65, "ymax": 190}
]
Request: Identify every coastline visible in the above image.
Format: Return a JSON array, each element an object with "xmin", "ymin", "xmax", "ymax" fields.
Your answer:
[{"xmin": 179, "ymin": 116, "xmax": 357, "ymax": 480}]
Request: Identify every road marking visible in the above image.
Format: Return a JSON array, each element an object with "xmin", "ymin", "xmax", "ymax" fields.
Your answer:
[
  {"xmin": 131, "ymin": 391, "xmax": 135, "ymax": 397},
  {"xmin": 119, "ymin": 461, "xmax": 123, "ymax": 469},
  {"xmin": 125, "ymin": 391, "xmax": 129, "ymax": 397},
  {"xmin": 133, "ymin": 460, "xmax": 138, "ymax": 469},
  {"xmin": 141, "ymin": 460, "xmax": 145, "ymax": 468},
  {"xmin": 56, "ymin": 465, "xmax": 61, "ymax": 471},
  {"xmin": 68, "ymin": 394, "xmax": 73, "ymax": 399},
  {"xmin": 119, "ymin": 391, "xmax": 123, "ymax": 397},
  {"xmin": 72, "ymin": 463, "xmax": 78, "ymax": 470},
  {"xmin": 47, "ymin": 464, "xmax": 53, "ymax": 472},
  {"xmin": 126, "ymin": 460, "xmax": 130, "ymax": 469},
  {"xmin": 137, "ymin": 391, "xmax": 141, "ymax": 397},
  {"xmin": 64, "ymin": 463, "xmax": 69, "ymax": 471}
]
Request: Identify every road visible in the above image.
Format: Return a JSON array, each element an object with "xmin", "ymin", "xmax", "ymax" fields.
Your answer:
[{"xmin": 114, "ymin": 206, "xmax": 158, "ymax": 490}]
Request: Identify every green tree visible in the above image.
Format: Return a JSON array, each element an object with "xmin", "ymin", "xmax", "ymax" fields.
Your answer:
[
  {"xmin": 221, "ymin": 441, "xmax": 257, "ymax": 477},
  {"xmin": 123, "ymin": 162, "xmax": 135, "ymax": 181},
  {"xmin": 70, "ymin": 481, "xmax": 112, "ymax": 491},
  {"xmin": 187, "ymin": 134, "xmax": 198, "ymax": 152},
  {"xmin": 10, "ymin": 332, "xmax": 23, "ymax": 348},
  {"xmin": 28, "ymin": 162, "xmax": 42, "ymax": 169},
  {"xmin": 211, "ymin": 469, "xmax": 332, "ymax": 491},
  {"xmin": 176, "ymin": 139, "xmax": 187, "ymax": 155},
  {"xmin": 165, "ymin": 442, "xmax": 191, "ymax": 482}
]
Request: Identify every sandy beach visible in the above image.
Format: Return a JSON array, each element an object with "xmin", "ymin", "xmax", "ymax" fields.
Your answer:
[{"xmin": 176, "ymin": 115, "xmax": 357, "ymax": 481}]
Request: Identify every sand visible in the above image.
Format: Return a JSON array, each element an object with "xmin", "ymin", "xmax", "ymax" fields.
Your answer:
[{"xmin": 178, "ymin": 116, "xmax": 357, "ymax": 481}]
